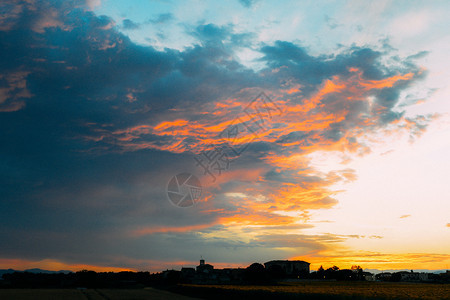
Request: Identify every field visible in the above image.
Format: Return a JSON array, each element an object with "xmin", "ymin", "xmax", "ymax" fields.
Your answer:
[
  {"xmin": 172, "ymin": 281, "xmax": 450, "ymax": 300},
  {"xmin": 0, "ymin": 282, "xmax": 449, "ymax": 300},
  {"xmin": 0, "ymin": 288, "xmax": 199, "ymax": 300}
]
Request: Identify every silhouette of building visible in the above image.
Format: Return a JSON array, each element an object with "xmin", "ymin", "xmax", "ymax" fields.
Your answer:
[
  {"xmin": 393, "ymin": 270, "xmax": 431, "ymax": 282},
  {"xmin": 196, "ymin": 258, "xmax": 214, "ymax": 274},
  {"xmin": 180, "ymin": 267, "xmax": 195, "ymax": 279},
  {"xmin": 179, "ymin": 258, "xmax": 311, "ymax": 283},
  {"xmin": 363, "ymin": 271, "xmax": 375, "ymax": 281},
  {"xmin": 264, "ymin": 260, "xmax": 310, "ymax": 277},
  {"xmin": 375, "ymin": 272, "xmax": 392, "ymax": 281}
]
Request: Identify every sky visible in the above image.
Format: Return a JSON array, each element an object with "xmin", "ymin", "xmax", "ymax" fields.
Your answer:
[{"xmin": 0, "ymin": 0, "xmax": 449, "ymax": 273}]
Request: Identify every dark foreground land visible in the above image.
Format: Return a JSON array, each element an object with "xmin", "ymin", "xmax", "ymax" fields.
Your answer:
[
  {"xmin": 0, "ymin": 282, "xmax": 449, "ymax": 300},
  {"xmin": 168, "ymin": 281, "xmax": 450, "ymax": 300},
  {"xmin": 0, "ymin": 288, "xmax": 200, "ymax": 300}
]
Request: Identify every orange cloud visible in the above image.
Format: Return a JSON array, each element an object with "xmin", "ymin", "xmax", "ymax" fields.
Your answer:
[
  {"xmin": 89, "ymin": 68, "xmax": 421, "ymax": 158},
  {"xmin": 80, "ymin": 67, "xmax": 425, "ymax": 239},
  {"xmin": 359, "ymin": 72, "xmax": 415, "ymax": 89}
]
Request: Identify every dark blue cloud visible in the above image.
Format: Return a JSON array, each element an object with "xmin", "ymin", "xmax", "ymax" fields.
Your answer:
[
  {"xmin": 149, "ymin": 13, "xmax": 173, "ymax": 24},
  {"xmin": 122, "ymin": 19, "xmax": 140, "ymax": 30},
  {"xmin": 238, "ymin": 0, "xmax": 258, "ymax": 8}
]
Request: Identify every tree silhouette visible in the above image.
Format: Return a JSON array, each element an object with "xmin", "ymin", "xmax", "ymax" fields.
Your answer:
[{"xmin": 244, "ymin": 263, "xmax": 267, "ymax": 284}]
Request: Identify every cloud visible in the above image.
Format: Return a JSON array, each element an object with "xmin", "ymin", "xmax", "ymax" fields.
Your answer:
[
  {"xmin": 149, "ymin": 13, "xmax": 173, "ymax": 24},
  {"xmin": 0, "ymin": 0, "xmax": 34, "ymax": 31},
  {"xmin": 122, "ymin": 19, "xmax": 140, "ymax": 30},
  {"xmin": 324, "ymin": 15, "xmax": 341, "ymax": 30},
  {"xmin": 0, "ymin": 71, "xmax": 32, "ymax": 112},
  {"xmin": 238, "ymin": 0, "xmax": 258, "ymax": 8},
  {"xmin": 400, "ymin": 214, "xmax": 411, "ymax": 219},
  {"xmin": 85, "ymin": 0, "xmax": 101, "ymax": 10},
  {"xmin": 390, "ymin": 10, "xmax": 431, "ymax": 38},
  {"xmin": 0, "ymin": 0, "xmax": 435, "ymax": 270}
]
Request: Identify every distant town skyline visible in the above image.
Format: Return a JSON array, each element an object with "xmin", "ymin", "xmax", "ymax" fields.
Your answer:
[{"xmin": 0, "ymin": 0, "xmax": 449, "ymax": 273}]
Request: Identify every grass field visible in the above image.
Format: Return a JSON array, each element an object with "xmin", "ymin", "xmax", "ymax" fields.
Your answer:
[
  {"xmin": 175, "ymin": 281, "xmax": 450, "ymax": 300},
  {"xmin": 0, "ymin": 282, "xmax": 449, "ymax": 300},
  {"xmin": 0, "ymin": 288, "xmax": 199, "ymax": 300}
]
